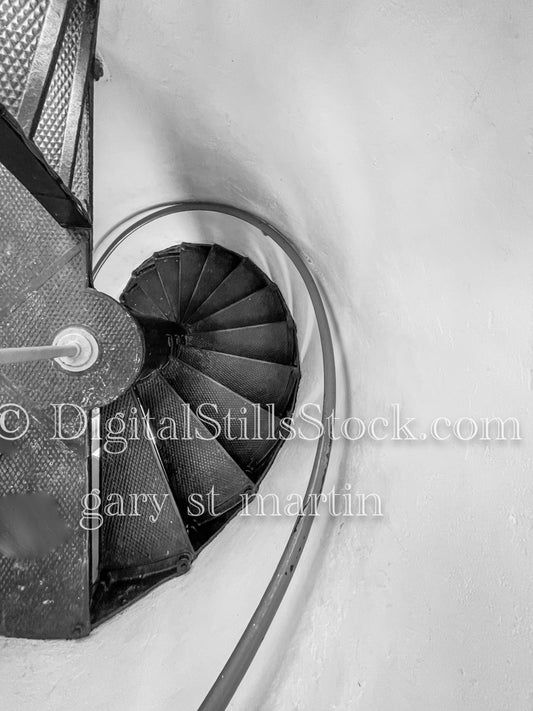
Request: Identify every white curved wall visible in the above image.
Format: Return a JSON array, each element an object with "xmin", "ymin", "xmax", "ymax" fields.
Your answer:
[{"xmin": 2, "ymin": 1, "xmax": 533, "ymax": 710}]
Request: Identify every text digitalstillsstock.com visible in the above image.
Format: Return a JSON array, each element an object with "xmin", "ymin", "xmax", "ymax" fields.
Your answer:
[{"xmin": 0, "ymin": 402, "xmax": 522, "ymax": 449}]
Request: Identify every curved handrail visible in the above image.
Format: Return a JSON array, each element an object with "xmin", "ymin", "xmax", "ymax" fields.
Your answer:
[{"xmin": 94, "ymin": 203, "xmax": 336, "ymax": 711}]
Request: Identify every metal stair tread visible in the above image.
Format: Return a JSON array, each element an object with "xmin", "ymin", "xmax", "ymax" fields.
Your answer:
[
  {"xmin": 136, "ymin": 370, "xmax": 255, "ymax": 522},
  {"xmin": 185, "ymin": 321, "xmax": 297, "ymax": 365},
  {"xmin": 177, "ymin": 344, "xmax": 299, "ymax": 415},
  {"xmin": 178, "ymin": 243, "xmax": 211, "ymax": 320},
  {"xmin": 189, "ymin": 284, "xmax": 285, "ymax": 332},
  {"xmin": 162, "ymin": 358, "xmax": 281, "ymax": 473},
  {"xmin": 182, "ymin": 244, "xmax": 243, "ymax": 322},
  {"xmin": 186, "ymin": 258, "xmax": 266, "ymax": 324}
]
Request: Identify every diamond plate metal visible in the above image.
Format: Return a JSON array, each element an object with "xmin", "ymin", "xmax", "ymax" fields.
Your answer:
[
  {"xmin": 136, "ymin": 372, "xmax": 254, "ymax": 520},
  {"xmin": 0, "ymin": 163, "xmax": 79, "ymax": 308},
  {"xmin": 34, "ymin": 0, "xmax": 85, "ymax": 170},
  {"xmin": 0, "ymin": 275, "xmax": 144, "ymax": 409},
  {"xmin": 70, "ymin": 94, "xmax": 89, "ymax": 211},
  {"xmin": 98, "ymin": 389, "xmax": 193, "ymax": 578},
  {"xmin": 163, "ymin": 358, "xmax": 280, "ymax": 475},
  {"xmin": 0, "ymin": 375, "xmax": 90, "ymax": 639},
  {"xmin": 0, "ymin": 159, "xmax": 143, "ymax": 411},
  {"xmin": 0, "ymin": 0, "xmax": 50, "ymax": 115}
]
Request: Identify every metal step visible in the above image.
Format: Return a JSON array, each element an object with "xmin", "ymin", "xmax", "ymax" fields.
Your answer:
[
  {"xmin": 121, "ymin": 280, "xmax": 171, "ymax": 322},
  {"xmin": 0, "ymin": 375, "xmax": 90, "ymax": 639},
  {"xmin": 163, "ymin": 358, "xmax": 281, "ymax": 475},
  {"xmin": 183, "ymin": 244, "xmax": 242, "ymax": 322},
  {"xmin": 178, "ymin": 243, "xmax": 210, "ymax": 320},
  {"xmin": 136, "ymin": 371, "xmax": 254, "ymax": 523},
  {"xmin": 190, "ymin": 285, "xmax": 286, "ymax": 332},
  {"xmin": 98, "ymin": 389, "xmax": 193, "ymax": 584},
  {"xmin": 132, "ymin": 262, "xmax": 175, "ymax": 321},
  {"xmin": 185, "ymin": 321, "xmax": 297, "ymax": 365},
  {"xmin": 177, "ymin": 346, "xmax": 300, "ymax": 416},
  {"xmin": 188, "ymin": 258, "xmax": 266, "ymax": 324},
  {"xmin": 0, "ymin": 0, "xmax": 97, "ymax": 227},
  {"xmin": 154, "ymin": 248, "xmax": 181, "ymax": 321}
]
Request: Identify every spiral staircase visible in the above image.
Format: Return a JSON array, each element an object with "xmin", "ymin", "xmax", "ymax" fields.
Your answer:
[
  {"xmin": 0, "ymin": 3, "xmax": 334, "ymax": 709},
  {"xmin": 0, "ymin": 0, "xmax": 308, "ymax": 640},
  {"xmin": 93, "ymin": 243, "xmax": 300, "ymax": 622}
]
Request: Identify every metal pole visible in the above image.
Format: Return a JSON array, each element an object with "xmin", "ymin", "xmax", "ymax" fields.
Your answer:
[{"xmin": 0, "ymin": 343, "xmax": 80, "ymax": 365}]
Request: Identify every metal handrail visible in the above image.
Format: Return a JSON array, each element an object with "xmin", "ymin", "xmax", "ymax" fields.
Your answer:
[
  {"xmin": 0, "ymin": 344, "xmax": 79, "ymax": 365},
  {"xmin": 94, "ymin": 202, "xmax": 336, "ymax": 711}
]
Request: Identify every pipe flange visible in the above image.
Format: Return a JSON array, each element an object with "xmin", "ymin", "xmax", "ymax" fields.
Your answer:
[{"xmin": 52, "ymin": 327, "xmax": 99, "ymax": 372}]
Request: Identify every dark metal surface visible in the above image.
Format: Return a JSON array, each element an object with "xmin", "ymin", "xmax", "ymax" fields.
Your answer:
[
  {"xmin": 136, "ymin": 372, "xmax": 254, "ymax": 525},
  {"xmin": 191, "ymin": 285, "xmax": 286, "ymax": 332},
  {"xmin": 97, "ymin": 389, "xmax": 193, "ymax": 583},
  {"xmin": 177, "ymin": 346, "xmax": 300, "ymax": 415},
  {"xmin": 134, "ymin": 262, "xmax": 175, "ymax": 321},
  {"xmin": 187, "ymin": 258, "xmax": 265, "ymax": 324},
  {"xmin": 154, "ymin": 248, "xmax": 181, "ymax": 321},
  {"xmin": 122, "ymin": 279, "xmax": 173, "ymax": 323},
  {"xmin": 182, "ymin": 244, "xmax": 241, "ymax": 321},
  {"xmin": 0, "ymin": 105, "xmax": 91, "ymax": 227},
  {"xmin": 178, "ymin": 243, "xmax": 210, "ymax": 320},
  {"xmin": 0, "ymin": 0, "xmax": 97, "ymax": 228},
  {"xmin": 0, "ymin": 375, "xmax": 90, "ymax": 639},
  {"xmin": 185, "ymin": 321, "xmax": 297, "ymax": 364},
  {"xmin": 96, "ymin": 240, "xmax": 300, "ymax": 605},
  {"xmin": 163, "ymin": 358, "xmax": 280, "ymax": 475}
]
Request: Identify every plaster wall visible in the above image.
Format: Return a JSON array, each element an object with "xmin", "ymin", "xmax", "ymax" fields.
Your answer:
[{"xmin": 2, "ymin": 1, "xmax": 533, "ymax": 710}]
